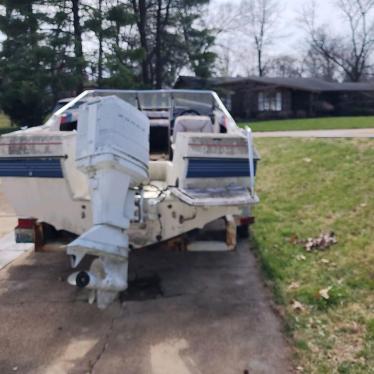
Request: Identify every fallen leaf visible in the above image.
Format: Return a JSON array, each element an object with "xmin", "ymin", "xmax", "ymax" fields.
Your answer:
[
  {"xmin": 320, "ymin": 258, "xmax": 330, "ymax": 264},
  {"xmin": 287, "ymin": 281, "xmax": 300, "ymax": 290},
  {"xmin": 303, "ymin": 232, "xmax": 337, "ymax": 251},
  {"xmin": 303, "ymin": 157, "xmax": 312, "ymax": 163},
  {"xmin": 351, "ymin": 322, "xmax": 360, "ymax": 333},
  {"xmin": 319, "ymin": 287, "xmax": 332, "ymax": 300},
  {"xmin": 296, "ymin": 254, "xmax": 306, "ymax": 261},
  {"xmin": 309, "ymin": 343, "xmax": 319, "ymax": 353},
  {"xmin": 291, "ymin": 300, "xmax": 305, "ymax": 312},
  {"xmin": 296, "ymin": 366, "xmax": 304, "ymax": 372},
  {"xmin": 288, "ymin": 233, "xmax": 299, "ymax": 244},
  {"xmin": 337, "ymin": 322, "xmax": 361, "ymax": 334}
]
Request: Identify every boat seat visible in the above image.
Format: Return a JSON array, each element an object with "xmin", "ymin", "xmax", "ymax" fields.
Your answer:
[
  {"xmin": 173, "ymin": 115, "xmax": 213, "ymax": 142},
  {"xmin": 144, "ymin": 110, "xmax": 170, "ymax": 127},
  {"xmin": 149, "ymin": 160, "xmax": 172, "ymax": 181}
]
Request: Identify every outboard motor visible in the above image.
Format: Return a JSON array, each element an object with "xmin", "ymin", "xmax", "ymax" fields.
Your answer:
[{"xmin": 67, "ymin": 95, "xmax": 149, "ymax": 308}]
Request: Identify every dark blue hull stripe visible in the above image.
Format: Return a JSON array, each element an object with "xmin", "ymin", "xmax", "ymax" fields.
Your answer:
[
  {"xmin": 187, "ymin": 158, "xmax": 257, "ymax": 178},
  {"xmin": 0, "ymin": 157, "xmax": 63, "ymax": 178}
]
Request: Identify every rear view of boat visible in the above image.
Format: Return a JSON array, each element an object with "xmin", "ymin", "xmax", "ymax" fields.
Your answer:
[
  {"xmin": 0, "ymin": 127, "xmax": 92, "ymax": 235},
  {"xmin": 0, "ymin": 89, "xmax": 259, "ymax": 308}
]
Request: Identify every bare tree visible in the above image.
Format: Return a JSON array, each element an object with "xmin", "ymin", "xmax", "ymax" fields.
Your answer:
[
  {"xmin": 302, "ymin": 47, "xmax": 339, "ymax": 81},
  {"xmin": 240, "ymin": 0, "xmax": 281, "ymax": 76},
  {"xmin": 204, "ymin": 1, "xmax": 243, "ymax": 76},
  {"xmin": 206, "ymin": 0, "xmax": 282, "ymax": 77},
  {"xmin": 268, "ymin": 55, "xmax": 304, "ymax": 78},
  {"xmin": 301, "ymin": 0, "xmax": 374, "ymax": 82},
  {"xmin": 205, "ymin": 1, "xmax": 242, "ymax": 35}
]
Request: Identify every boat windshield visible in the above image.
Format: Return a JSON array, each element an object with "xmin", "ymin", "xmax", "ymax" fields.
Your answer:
[
  {"xmin": 53, "ymin": 89, "xmax": 235, "ymax": 127},
  {"xmin": 51, "ymin": 89, "xmax": 238, "ymax": 159}
]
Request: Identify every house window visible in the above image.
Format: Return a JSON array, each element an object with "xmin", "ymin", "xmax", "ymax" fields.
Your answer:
[{"xmin": 258, "ymin": 91, "xmax": 282, "ymax": 111}]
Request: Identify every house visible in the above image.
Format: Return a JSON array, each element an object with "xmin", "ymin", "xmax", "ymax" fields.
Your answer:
[{"xmin": 174, "ymin": 75, "xmax": 374, "ymax": 120}]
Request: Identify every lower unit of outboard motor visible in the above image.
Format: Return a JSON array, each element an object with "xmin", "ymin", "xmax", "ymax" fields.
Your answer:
[{"xmin": 67, "ymin": 95, "xmax": 149, "ymax": 309}]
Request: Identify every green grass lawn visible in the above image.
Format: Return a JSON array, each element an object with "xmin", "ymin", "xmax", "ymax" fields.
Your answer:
[
  {"xmin": 0, "ymin": 113, "xmax": 10, "ymax": 127},
  {"xmin": 240, "ymin": 116, "xmax": 374, "ymax": 132},
  {"xmin": 0, "ymin": 113, "xmax": 16, "ymax": 135},
  {"xmin": 252, "ymin": 138, "xmax": 374, "ymax": 373}
]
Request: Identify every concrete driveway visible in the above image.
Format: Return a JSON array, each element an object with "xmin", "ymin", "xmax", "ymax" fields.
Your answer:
[
  {"xmin": 0, "ymin": 181, "xmax": 17, "ymax": 237},
  {"xmin": 254, "ymin": 128, "xmax": 374, "ymax": 138},
  {"xmin": 0, "ymin": 238, "xmax": 292, "ymax": 374}
]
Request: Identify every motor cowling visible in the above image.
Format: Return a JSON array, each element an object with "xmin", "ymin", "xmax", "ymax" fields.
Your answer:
[{"xmin": 67, "ymin": 95, "xmax": 150, "ymax": 308}]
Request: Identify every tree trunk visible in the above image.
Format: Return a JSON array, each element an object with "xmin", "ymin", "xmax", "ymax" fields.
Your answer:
[
  {"xmin": 72, "ymin": 0, "xmax": 85, "ymax": 93},
  {"xmin": 132, "ymin": 0, "xmax": 150, "ymax": 86},
  {"xmin": 154, "ymin": 0, "xmax": 172, "ymax": 88},
  {"xmin": 155, "ymin": 0, "xmax": 162, "ymax": 88},
  {"xmin": 51, "ymin": 17, "xmax": 64, "ymax": 102},
  {"xmin": 25, "ymin": 2, "xmax": 38, "ymax": 47},
  {"xmin": 97, "ymin": 0, "xmax": 104, "ymax": 87},
  {"xmin": 258, "ymin": 49, "xmax": 263, "ymax": 76}
]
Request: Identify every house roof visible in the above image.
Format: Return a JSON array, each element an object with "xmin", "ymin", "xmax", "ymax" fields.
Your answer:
[
  {"xmin": 175, "ymin": 75, "xmax": 374, "ymax": 93},
  {"xmin": 174, "ymin": 75, "xmax": 232, "ymax": 88}
]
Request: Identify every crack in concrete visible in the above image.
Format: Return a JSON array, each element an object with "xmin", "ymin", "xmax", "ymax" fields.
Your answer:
[{"xmin": 88, "ymin": 309, "xmax": 123, "ymax": 374}]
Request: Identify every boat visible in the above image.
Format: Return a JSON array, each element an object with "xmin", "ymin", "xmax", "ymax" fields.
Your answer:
[{"xmin": 0, "ymin": 89, "xmax": 259, "ymax": 308}]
